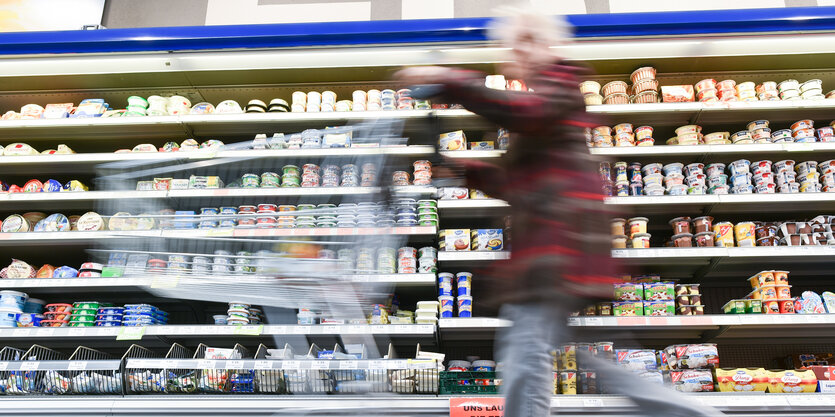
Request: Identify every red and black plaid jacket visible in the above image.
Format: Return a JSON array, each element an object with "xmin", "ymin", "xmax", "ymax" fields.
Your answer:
[{"xmin": 439, "ymin": 61, "xmax": 621, "ymax": 306}]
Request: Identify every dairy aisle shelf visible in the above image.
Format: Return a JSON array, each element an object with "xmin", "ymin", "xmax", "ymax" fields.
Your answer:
[
  {"xmin": 0, "ymin": 274, "xmax": 436, "ymax": 292},
  {"xmin": 0, "ymin": 227, "xmax": 436, "ymax": 246},
  {"xmin": 3, "ymin": 394, "xmax": 835, "ymax": 417},
  {"xmin": 0, "ymin": 187, "xmax": 436, "ymax": 210},
  {"xmin": 590, "ymin": 142, "xmax": 835, "ymax": 159},
  {"xmin": 0, "ymin": 323, "xmax": 437, "ymax": 340},
  {"xmin": 436, "ymin": 251, "xmax": 510, "ymax": 267},
  {"xmin": 439, "ymin": 315, "xmax": 835, "ymax": 343},
  {"xmin": 1, "ymin": 100, "xmax": 835, "ymax": 140},
  {"xmin": 0, "ymin": 146, "xmax": 437, "ymax": 175},
  {"xmin": 605, "ymin": 193, "xmax": 835, "ymax": 215}
]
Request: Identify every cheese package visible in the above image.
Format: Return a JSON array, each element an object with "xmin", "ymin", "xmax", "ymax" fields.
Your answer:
[
  {"xmin": 664, "ymin": 344, "xmax": 719, "ymax": 369},
  {"xmin": 76, "ymin": 212, "xmax": 105, "ymax": 231},
  {"xmin": 440, "ymin": 229, "xmax": 470, "ymax": 251},
  {"xmin": 4, "ymin": 143, "xmax": 38, "ymax": 156},
  {"xmin": 439, "ymin": 130, "xmax": 466, "ymax": 151},
  {"xmin": 767, "ymin": 369, "xmax": 817, "ymax": 393},
  {"xmin": 715, "ymin": 368, "xmax": 768, "ymax": 392},
  {"xmin": 470, "ymin": 229, "xmax": 503, "ymax": 251}
]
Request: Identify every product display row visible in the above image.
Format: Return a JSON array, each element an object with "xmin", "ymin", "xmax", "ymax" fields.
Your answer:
[
  {"xmin": 603, "ymin": 158, "xmax": 835, "ymax": 196},
  {"xmin": 613, "ymin": 214, "xmax": 835, "ymax": 248},
  {"xmin": 580, "ymin": 67, "xmax": 830, "ymax": 105}
]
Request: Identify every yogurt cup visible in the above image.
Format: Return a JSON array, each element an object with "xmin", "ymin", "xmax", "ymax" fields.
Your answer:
[
  {"xmin": 684, "ymin": 163, "xmax": 705, "ymax": 177},
  {"xmin": 708, "ymin": 185, "xmax": 729, "ymax": 195},
  {"xmin": 662, "ymin": 163, "xmax": 684, "ymax": 176},
  {"xmin": 667, "ymin": 184, "xmax": 688, "ymax": 196},
  {"xmin": 664, "ymin": 173, "xmax": 685, "ymax": 187},
  {"xmin": 729, "ymin": 160, "xmax": 751, "ymax": 176},
  {"xmin": 672, "ymin": 233, "xmax": 694, "ymax": 247},
  {"xmin": 457, "ymin": 296, "xmax": 473, "ymax": 318},
  {"xmin": 707, "ymin": 175, "xmax": 728, "ymax": 188},
  {"xmin": 631, "ymin": 233, "xmax": 651, "ymax": 249},
  {"xmin": 627, "ymin": 217, "xmax": 649, "ymax": 237},
  {"xmin": 706, "ymin": 163, "xmax": 726, "ymax": 178},
  {"xmin": 704, "ymin": 132, "xmax": 729, "ymax": 144},
  {"xmin": 438, "ymin": 296, "xmax": 454, "ymax": 318}
]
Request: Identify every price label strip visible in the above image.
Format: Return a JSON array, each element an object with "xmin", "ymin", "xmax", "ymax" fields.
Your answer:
[
  {"xmin": 233, "ymin": 324, "xmax": 263, "ymax": 336},
  {"xmin": 117, "ymin": 326, "xmax": 146, "ymax": 341}
]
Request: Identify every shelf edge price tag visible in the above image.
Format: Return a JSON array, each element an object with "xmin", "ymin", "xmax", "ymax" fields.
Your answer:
[
  {"xmin": 117, "ymin": 326, "xmax": 145, "ymax": 340},
  {"xmin": 68, "ymin": 361, "xmax": 87, "ymax": 371},
  {"xmin": 254, "ymin": 361, "xmax": 272, "ymax": 370},
  {"xmin": 226, "ymin": 360, "xmax": 244, "ymax": 369},
  {"xmin": 339, "ymin": 360, "xmax": 358, "ymax": 370},
  {"xmin": 282, "ymin": 360, "xmax": 299, "ymax": 370},
  {"xmin": 311, "ymin": 360, "xmax": 330, "ymax": 370},
  {"xmin": 20, "ymin": 362, "xmax": 39, "ymax": 371},
  {"xmin": 233, "ymin": 324, "xmax": 263, "ymax": 336},
  {"xmin": 207, "ymin": 228, "xmax": 233, "ymax": 237},
  {"xmin": 0, "ymin": 362, "xmax": 8, "ymax": 371},
  {"xmin": 151, "ymin": 275, "xmax": 180, "ymax": 289},
  {"xmin": 582, "ymin": 398, "xmax": 604, "ymax": 408},
  {"xmin": 197, "ymin": 360, "xmax": 215, "ymax": 369},
  {"xmin": 12, "ymin": 329, "xmax": 29, "ymax": 337}
]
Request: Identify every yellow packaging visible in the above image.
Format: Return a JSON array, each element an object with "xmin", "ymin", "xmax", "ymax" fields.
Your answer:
[
  {"xmin": 560, "ymin": 344, "xmax": 577, "ymax": 370},
  {"xmin": 715, "ymin": 368, "xmax": 768, "ymax": 392},
  {"xmin": 734, "ymin": 221, "xmax": 756, "ymax": 247},
  {"xmin": 767, "ymin": 369, "xmax": 817, "ymax": 393},
  {"xmin": 559, "ymin": 370, "xmax": 577, "ymax": 395},
  {"xmin": 439, "ymin": 130, "xmax": 466, "ymax": 151}
]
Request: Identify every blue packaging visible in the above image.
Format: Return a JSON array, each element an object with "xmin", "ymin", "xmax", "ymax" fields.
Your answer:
[
  {"xmin": 96, "ymin": 321, "xmax": 121, "ymax": 327},
  {"xmin": 44, "ymin": 179, "xmax": 62, "ymax": 193},
  {"xmin": 438, "ymin": 273, "xmax": 453, "ymax": 297},
  {"xmin": 53, "ymin": 266, "xmax": 78, "ymax": 278},
  {"xmin": 98, "ymin": 307, "xmax": 124, "ymax": 315}
]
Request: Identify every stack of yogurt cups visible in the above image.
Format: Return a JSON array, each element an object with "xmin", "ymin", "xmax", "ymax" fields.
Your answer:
[
  {"xmin": 0, "ymin": 290, "xmax": 28, "ymax": 327},
  {"xmin": 750, "ymin": 160, "xmax": 776, "ymax": 194},
  {"xmin": 381, "ymin": 89, "xmax": 397, "ymax": 111},
  {"xmin": 392, "ymin": 170, "xmax": 410, "ymax": 186},
  {"xmin": 412, "ymin": 160, "xmax": 433, "ymax": 186},
  {"xmin": 791, "ymin": 119, "xmax": 818, "ymax": 143},
  {"xmin": 393, "ymin": 199, "xmax": 418, "ymax": 226},
  {"xmin": 797, "ymin": 161, "xmax": 823, "ymax": 193},
  {"xmin": 146, "ymin": 95, "xmax": 169, "ymax": 116},
  {"xmin": 341, "ymin": 164, "xmax": 359, "ymax": 187},
  {"xmin": 225, "ymin": 302, "xmax": 262, "ymax": 325},
  {"xmin": 438, "ymin": 273, "xmax": 455, "ymax": 318},
  {"xmin": 778, "ymin": 79, "xmax": 824, "ymax": 101},
  {"xmin": 747, "ymin": 120, "xmax": 772, "ymax": 144},
  {"xmin": 396, "ymin": 247, "xmax": 417, "ymax": 274},
  {"xmin": 305, "ymin": 91, "xmax": 323, "ymax": 112},
  {"xmin": 417, "ymin": 200, "xmax": 438, "ymax": 228},
  {"xmin": 682, "ymin": 163, "xmax": 707, "ymax": 195},
  {"xmin": 735, "ymin": 81, "xmax": 758, "ymax": 102},
  {"xmin": 756, "ymin": 82, "xmax": 780, "ymax": 101},
  {"xmin": 212, "ymin": 250, "xmax": 233, "ymax": 274},
  {"xmin": 396, "ymin": 89, "xmax": 414, "ymax": 110},
  {"xmin": 360, "ymin": 163, "xmax": 378, "ymax": 187},
  {"xmin": 301, "ymin": 164, "xmax": 320, "ymax": 187},
  {"xmin": 376, "ymin": 247, "xmax": 397, "ymax": 274},
  {"xmin": 456, "ymin": 272, "xmax": 473, "ymax": 318},
  {"xmin": 659, "ymin": 163, "xmax": 682, "ymax": 195},
  {"xmin": 321, "ymin": 91, "xmax": 337, "ymax": 112},
  {"xmin": 705, "ymin": 163, "xmax": 729, "ymax": 194},
  {"xmin": 775, "ymin": 160, "xmax": 799, "ymax": 193},
  {"xmin": 295, "ymin": 203, "xmax": 317, "ymax": 228},
  {"xmin": 125, "ymin": 96, "xmax": 148, "ymax": 116},
  {"xmin": 301, "ymin": 129, "xmax": 323, "ymax": 148},
  {"xmin": 418, "ymin": 246, "xmax": 437, "ymax": 274},
  {"xmin": 728, "ymin": 159, "xmax": 754, "ymax": 194},
  {"xmin": 322, "ymin": 164, "xmax": 340, "ymax": 187}
]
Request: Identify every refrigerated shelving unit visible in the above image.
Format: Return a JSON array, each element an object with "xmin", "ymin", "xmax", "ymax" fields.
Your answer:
[{"xmin": 1, "ymin": 5, "xmax": 835, "ymax": 416}]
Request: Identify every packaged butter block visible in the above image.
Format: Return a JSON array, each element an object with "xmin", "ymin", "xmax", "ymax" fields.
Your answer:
[
  {"xmin": 439, "ymin": 130, "xmax": 466, "ymax": 151},
  {"xmin": 470, "ymin": 229, "xmax": 503, "ymax": 251},
  {"xmin": 767, "ymin": 369, "xmax": 817, "ymax": 393},
  {"xmin": 188, "ymin": 175, "xmax": 224, "ymax": 189},
  {"xmin": 715, "ymin": 368, "xmax": 768, "ymax": 392}
]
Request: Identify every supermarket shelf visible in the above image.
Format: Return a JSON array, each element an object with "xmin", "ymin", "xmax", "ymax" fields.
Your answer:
[
  {"xmin": 0, "ymin": 146, "xmax": 437, "ymax": 175},
  {"xmin": 437, "ymin": 251, "xmax": 509, "ymax": 266},
  {"xmin": 590, "ymin": 142, "xmax": 835, "ymax": 160},
  {"xmin": 605, "ymin": 193, "xmax": 835, "ymax": 215},
  {"xmin": 613, "ymin": 246, "xmax": 835, "ymax": 280},
  {"xmin": 4, "ymin": 394, "xmax": 835, "ymax": 416},
  {"xmin": 0, "ymin": 187, "xmax": 435, "ymax": 209},
  {"xmin": 436, "ymin": 199, "xmax": 510, "ymax": 217},
  {"xmin": 2, "ymin": 101, "xmax": 835, "ymax": 141},
  {"xmin": 0, "ymin": 227, "xmax": 435, "ymax": 246},
  {"xmin": 0, "ymin": 324, "xmax": 436, "ymax": 340},
  {"xmin": 440, "ymin": 314, "xmax": 835, "ymax": 343},
  {"xmin": 0, "ymin": 274, "xmax": 436, "ymax": 293}
]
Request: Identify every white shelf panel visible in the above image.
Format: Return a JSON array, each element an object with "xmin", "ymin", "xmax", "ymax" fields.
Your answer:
[
  {"xmin": 612, "ymin": 246, "xmax": 835, "ymax": 259},
  {"xmin": 437, "ymin": 251, "xmax": 510, "ymax": 262},
  {"xmin": 437, "ymin": 199, "xmax": 509, "ymax": 209},
  {"xmin": 2, "ymin": 394, "xmax": 835, "ymax": 416},
  {"xmin": 0, "ymin": 324, "xmax": 436, "ymax": 339},
  {"xmin": 590, "ymin": 142, "xmax": 835, "ymax": 158}
]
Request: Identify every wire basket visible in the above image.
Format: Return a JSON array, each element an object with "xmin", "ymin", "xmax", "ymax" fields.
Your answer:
[{"xmin": 123, "ymin": 344, "xmax": 166, "ymax": 394}]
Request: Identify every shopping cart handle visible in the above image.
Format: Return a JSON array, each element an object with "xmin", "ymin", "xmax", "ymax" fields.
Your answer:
[{"xmin": 409, "ymin": 84, "xmax": 446, "ymax": 99}]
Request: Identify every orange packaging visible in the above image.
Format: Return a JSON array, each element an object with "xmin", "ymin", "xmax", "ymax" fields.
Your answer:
[
  {"xmin": 734, "ymin": 222, "xmax": 756, "ymax": 247},
  {"xmin": 715, "ymin": 368, "xmax": 768, "ymax": 392},
  {"xmin": 767, "ymin": 369, "xmax": 817, "ymax": 393},
  {"xmin": 713, "ymin": 222, "xmax": 735, "ymax": 247}
]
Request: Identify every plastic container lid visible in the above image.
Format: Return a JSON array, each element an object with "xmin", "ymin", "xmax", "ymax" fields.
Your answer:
[{"xmin": 415, "ymin": 316, "xmax": 438, "ymax": 324}]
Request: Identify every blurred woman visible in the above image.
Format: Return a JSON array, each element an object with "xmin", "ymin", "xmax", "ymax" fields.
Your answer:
[{"xmin": 397, "ymin": 5, "xmax": 722, "ymax": 417}]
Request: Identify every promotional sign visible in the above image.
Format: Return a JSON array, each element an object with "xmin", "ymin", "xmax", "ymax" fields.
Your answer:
[{"xmin": 450, "ymin": 397, "xmax": 504, "ymax": 417}]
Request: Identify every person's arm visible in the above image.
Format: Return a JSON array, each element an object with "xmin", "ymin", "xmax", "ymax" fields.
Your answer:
[{"xmin": 439, "ymin": 65, "xmax": 585, "ymax": 135}]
